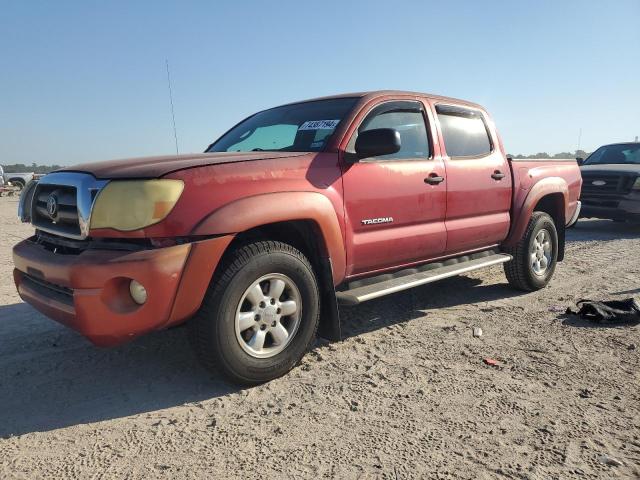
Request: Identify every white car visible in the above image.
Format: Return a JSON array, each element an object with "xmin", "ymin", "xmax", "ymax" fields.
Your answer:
[{"xmin": 0, "ymin": 167, "xmax": 34, "ymax": 189}]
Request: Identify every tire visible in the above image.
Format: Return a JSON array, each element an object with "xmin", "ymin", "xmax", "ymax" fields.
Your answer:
[
  {"xmin": 189, "ymin": 240, "xmax": 320, "ymax": 385},
  {"xmin": 503, "ymin": 212, "xmax": 558, "ymax": 291}
]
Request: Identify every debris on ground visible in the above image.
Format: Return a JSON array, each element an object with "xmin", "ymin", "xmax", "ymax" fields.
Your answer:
[
  {"xmin": 579, "ymin": 388, "xmax": 593, "ymax": 399},
  {"xmin": 566, "ymin": 298, "xmax": 640, "ymax": 323},
  {"xmin": 598, "ymin": 454, "xmax": 624, "ymax": 467},
  {"xmin": 548, "ymin": 305, "xmax": 565, "ymax": 313},
  {"xmin": 472, "ymin": 327, "xmax": 483, "ymax": 338},
  {"xmin": 483, "ymin": 358, "xmax": 498, "ymax": 367}
]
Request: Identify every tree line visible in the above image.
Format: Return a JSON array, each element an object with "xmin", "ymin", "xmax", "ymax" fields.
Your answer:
[
  {"xmin": 507, "ymin": 150, "xmax": 590, "ymax": 159},
  {"xmin": 2, "ymin": 163, "xmax": 62, "ymax": 173}
]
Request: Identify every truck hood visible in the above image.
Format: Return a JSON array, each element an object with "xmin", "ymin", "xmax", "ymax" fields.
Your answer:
[
  {"xmin": 58, "ymin": 151, "xmax": 308, "ymax": 179},
  {"xmin": 581, "ymin": 164, "xmax": 640, "ymax": 174}
]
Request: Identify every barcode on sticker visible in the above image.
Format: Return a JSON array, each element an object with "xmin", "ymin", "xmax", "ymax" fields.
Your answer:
[{"xmin": 298, "ymin": 119, "xmax": 340, "ymax": 131}]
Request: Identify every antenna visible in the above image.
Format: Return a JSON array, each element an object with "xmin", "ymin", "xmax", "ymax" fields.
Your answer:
[
  {"xmin": 577, "ymin": 127, "xmax": 582, "ymax": 152},
  {"xmin": 165, "ymin": 59, "xmax": 179, "ymax": 155}
]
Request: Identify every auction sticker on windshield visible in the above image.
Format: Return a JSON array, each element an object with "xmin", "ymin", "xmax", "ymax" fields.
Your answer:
[{"xmin": 298, "ymin": 119, "xmax": 340, "ymax": 130}]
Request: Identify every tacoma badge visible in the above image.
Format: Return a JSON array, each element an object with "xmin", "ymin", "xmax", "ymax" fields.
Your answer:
[{"xmin": 361, "ymin": 217, "xmax": 394, "ymax": 225}]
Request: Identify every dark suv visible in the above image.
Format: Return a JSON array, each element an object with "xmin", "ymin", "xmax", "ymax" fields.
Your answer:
[{"xmin": 579, "ymin": 142, "xmax": 640, "ymax": 222}]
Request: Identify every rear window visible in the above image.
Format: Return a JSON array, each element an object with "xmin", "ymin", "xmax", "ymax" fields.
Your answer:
[{"xmin": 436, "ymin": 105, "xmax": 492, "ymax": 158}]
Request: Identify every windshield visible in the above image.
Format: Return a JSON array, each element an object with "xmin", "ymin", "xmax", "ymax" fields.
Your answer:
[
  {"xmin": 583, "ymin": 144, "xmax": 640, "ymax": 165},
  {"xmin": 207, "ymin": 98, "xmax": 358, "ymax": 153}
]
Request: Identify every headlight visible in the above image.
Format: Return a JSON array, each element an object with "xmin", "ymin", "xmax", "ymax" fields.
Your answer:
[
  {"xmin": 633, "ymin": 177, "xmax": 640, "ymax": 190},
  {"xmin": 90, "ymin": 179, "xmax": 184, "ymax": 231}
]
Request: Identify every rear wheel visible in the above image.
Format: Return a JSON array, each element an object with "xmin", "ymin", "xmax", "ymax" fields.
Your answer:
[
  {"xmin": 189, "ymin": 240, "xmax": 319, "ymax": 385},
  {"xmin": 504, "ymin": 212, "xmax": 558, "ymax": 291}
]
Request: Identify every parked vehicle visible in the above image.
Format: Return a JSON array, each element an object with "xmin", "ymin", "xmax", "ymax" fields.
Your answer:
[
  {"xmin": 578, "ymin": 142, "xmax": 640, "ymax": 222},
  {"xmin": 12, "ymin": 91, "xmax": 582, "ymax": 384},
  {"xmin": 1, "ymin": 168, "xmax": 34, "ymax": 189}
]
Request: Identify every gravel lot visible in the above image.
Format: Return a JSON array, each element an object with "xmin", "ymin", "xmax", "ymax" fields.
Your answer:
[{"xmin": 0, "ymin": 194, "xmax": 638, "ymax": 479}]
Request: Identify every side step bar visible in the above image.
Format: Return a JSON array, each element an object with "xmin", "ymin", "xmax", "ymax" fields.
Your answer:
[{"xmin": 336, "ymin": 253, "xmax": 512, "ymax": 306}]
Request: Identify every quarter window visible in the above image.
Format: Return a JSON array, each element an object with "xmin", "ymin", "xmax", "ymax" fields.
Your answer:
[{"xmin": 436, "ymin": 105, "xmax": 492, "ymax": 158}]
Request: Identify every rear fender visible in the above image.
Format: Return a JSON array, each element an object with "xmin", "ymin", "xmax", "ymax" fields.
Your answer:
[{"xmin": 504, "ymin": 177, "xmax": 568, "ymax": 248}]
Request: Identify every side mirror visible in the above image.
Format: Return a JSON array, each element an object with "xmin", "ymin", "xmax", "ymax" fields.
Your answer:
[
  {"xmin": 355, "ymin": 128, "xmax": 401, "ymax": 159},
  {"xmin": 576, "ymin": 157, "xmax": 584, "ymax": 166}
]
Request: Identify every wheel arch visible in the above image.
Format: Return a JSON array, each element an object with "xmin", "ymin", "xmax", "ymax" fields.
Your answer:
[
  {"xmin": 8, "ymin": 177, "xmax": 26, "ymax": 187},
  {"xmin": 191, "ymin": 192, "xmax": 345, "ymax": 341},
  {"xmin": 191, "ymin": 192, "xmax": 346, "ymax": 281},
  {"xmin": 532, "ymin": 192, "xmax": 566, "ymax": 261},
  {"xmin": 504, "ymin": 177, "xmax": 568, "ymax": 261}
]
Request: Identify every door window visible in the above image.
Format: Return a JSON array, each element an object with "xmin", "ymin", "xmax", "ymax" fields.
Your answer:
[
  {"xmin": 436, "ymin": 105, "xmax": 492, "ymax": 158},
  {"xmin": 349, "ymin": 102, "xmax": 431, "ymax": 160}
]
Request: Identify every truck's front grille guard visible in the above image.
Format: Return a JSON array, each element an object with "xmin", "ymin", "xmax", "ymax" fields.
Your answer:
[{"xmin": 22, "ymin": 172, "xmax": 108, "ymax": 240}]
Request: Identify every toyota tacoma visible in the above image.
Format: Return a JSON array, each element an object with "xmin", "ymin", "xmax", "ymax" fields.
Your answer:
[{"xmin": 13, "ymin": 91, "xmax": 582, "ymax": 384}]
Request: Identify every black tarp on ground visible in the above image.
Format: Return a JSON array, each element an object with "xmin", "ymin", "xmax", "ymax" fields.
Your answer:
[{"xmin": 567, "ymin": 297, "xmax": 640, "ymax": 323}]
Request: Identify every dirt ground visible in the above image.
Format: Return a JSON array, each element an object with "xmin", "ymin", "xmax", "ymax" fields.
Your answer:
[{"xmin": 0, "ymin": 195, "xmax": 638, "ymax": 479}]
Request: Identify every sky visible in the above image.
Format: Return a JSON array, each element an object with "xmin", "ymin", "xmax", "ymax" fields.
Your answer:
[{"xmin": 1, "ymin": 0, "xmax": 639, "ymax": 166}]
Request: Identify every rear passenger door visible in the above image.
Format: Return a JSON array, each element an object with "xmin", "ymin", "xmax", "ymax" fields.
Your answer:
[
  {"xmin": 433, "ymin": 104, "xmax": 512, "ymax": 254},
  {"xmin": 340, "ymin": 100, "xmax": 447, "ymax": 275}
]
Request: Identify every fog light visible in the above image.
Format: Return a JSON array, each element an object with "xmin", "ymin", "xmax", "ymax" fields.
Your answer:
[{"xmin": 129, "ymin": 280, "xmax": 147, "ymax": 305}]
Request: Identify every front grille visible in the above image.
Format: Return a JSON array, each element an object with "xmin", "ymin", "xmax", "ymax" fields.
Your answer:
[
  {"xmin": 24, "ymin": 172, "xmax": 108, "ymax": 240},
  {"xmin": 581, "ymin": 172, "xmax": 637, "ymax": 196},
  {"xmin": 31, "ymin": 183, "xmax": 81, "ymax": 237}
]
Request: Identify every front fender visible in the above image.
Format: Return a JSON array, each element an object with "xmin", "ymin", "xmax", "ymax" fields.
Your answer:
[
  {"xmin": 191, "ymin": 191, "xmax": 346, "ymax": 282},
  {"xmin": 503, "ymin": 176, "xmax": 569, "ymax": 247}
]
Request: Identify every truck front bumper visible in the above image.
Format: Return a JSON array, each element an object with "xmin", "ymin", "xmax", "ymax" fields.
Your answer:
[{"xmin": 13, "ymin": 235, "xmax": 233, "ymax": 346}]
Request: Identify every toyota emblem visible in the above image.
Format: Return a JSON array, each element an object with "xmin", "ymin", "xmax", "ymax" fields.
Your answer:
[{"xmin": 46, "ymin": 194, "xmax": 58, "ymax": 218}]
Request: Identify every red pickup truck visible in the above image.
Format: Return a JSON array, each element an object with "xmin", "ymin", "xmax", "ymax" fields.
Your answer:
[{"xmin": 13, "ymin": 91, "xmax": 582, "ymax": 384}]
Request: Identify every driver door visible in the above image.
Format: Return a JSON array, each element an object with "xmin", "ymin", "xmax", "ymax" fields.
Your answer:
[{"xmin": 340, "ymin": 99, "xmax": 447, "ymax": 276}]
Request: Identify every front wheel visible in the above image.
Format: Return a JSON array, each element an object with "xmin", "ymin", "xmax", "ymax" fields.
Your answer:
[
  {"xmin": 189, "ymin": 240, "xmax": 320, "ymax": 385},
  {"xmin": 504, "ymin": 212, "xmax": 558, "ymax": 291}
]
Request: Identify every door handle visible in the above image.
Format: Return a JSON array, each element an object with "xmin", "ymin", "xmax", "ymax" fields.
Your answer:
[
  {"xmin": 424, "ymin": 173, "xmax": 445, "ymax": 185},
  {"xmin": 491, "ymin": 171, "xmax": 505, "ymax": 180}
]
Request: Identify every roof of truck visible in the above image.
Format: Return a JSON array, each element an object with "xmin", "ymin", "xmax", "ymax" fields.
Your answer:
[{"xmin": 281, "ymin": 90, "xmax": 485, "ymax": 110}]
